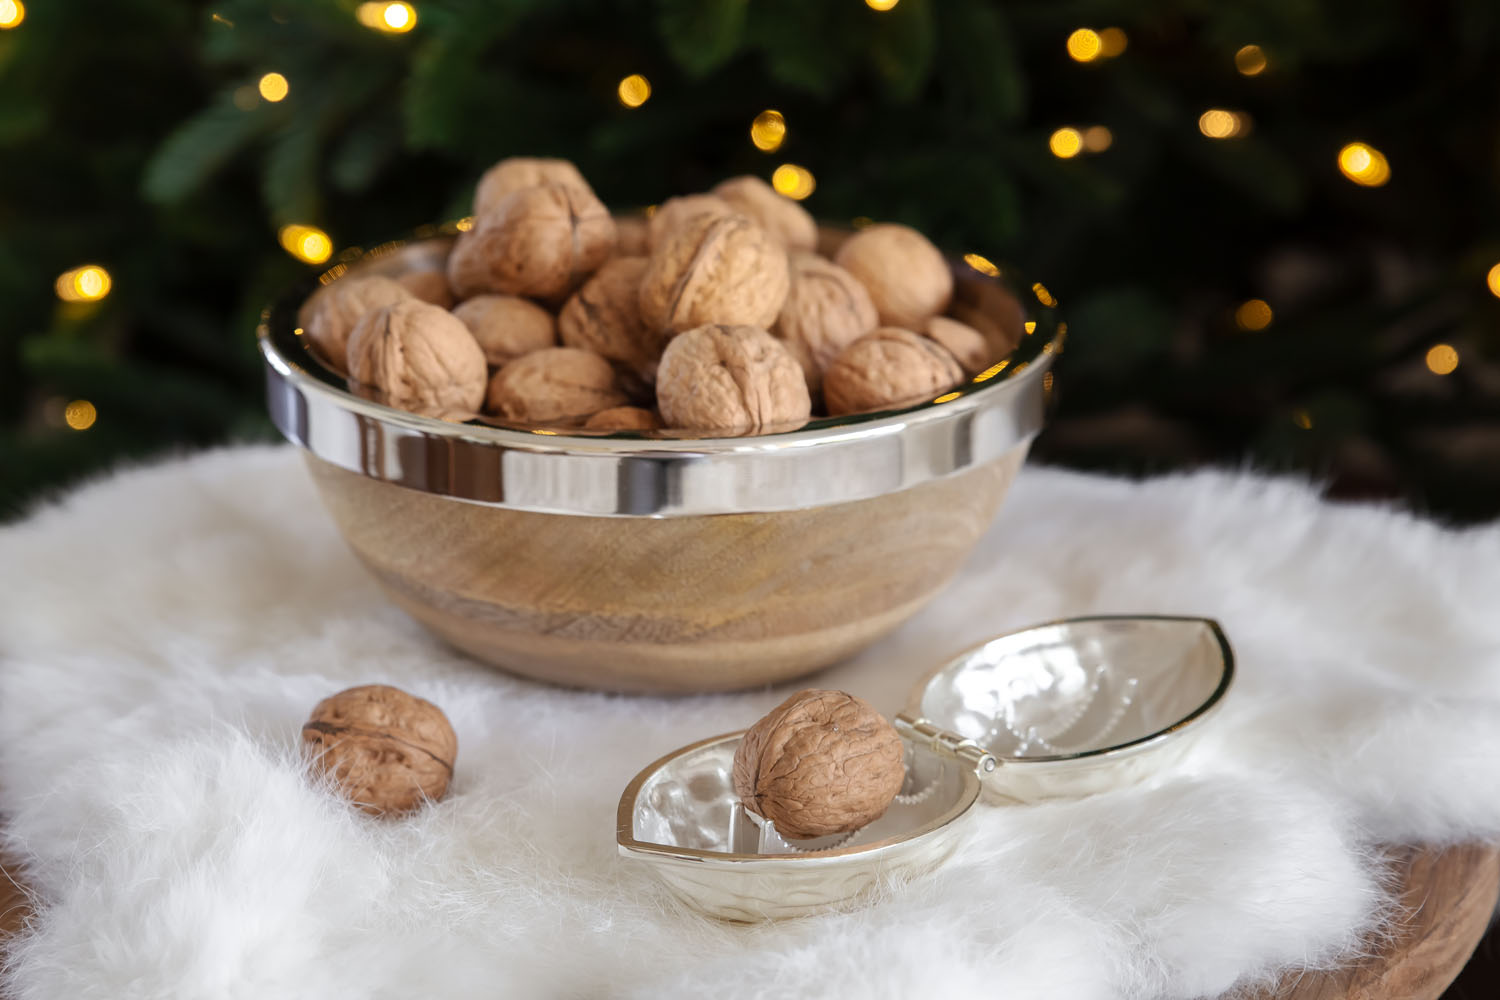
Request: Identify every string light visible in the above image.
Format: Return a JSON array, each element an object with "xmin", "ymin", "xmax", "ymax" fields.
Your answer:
[
  {"xmin": 0, "ymin": 0, "xmax": 23, "ymax": 28},
  {"xmin": 617, "ymin": 74, "xmax": 651, "ymax": 108},
  {"xmin": 1066, "ymin": 28, "xmax": 1102, "ymax": 62},
  {"xmin": 1199, "ymin": 109, "xmax": 1250, "ymax": 139},
  {"xmin": 962, "ymin": 253, "xmax": 1000, "ymax": 278},
  {"xmin": 258, "ymin": 72, "xmax": 289, "ymax": 102},
  {"xmin": 64, "ymin": 400, "xmax": 97, "ymax": 431},
  {"xmin": 1082, "ymin": 125, "xmax": 1113, "ymax": 152},
  {"xmin": 54, "ymin": 265, "xmax": 112, "ymax": 303},
  {"xmin": 865, "ymin": 0, "xmax": 899, "ymax": 10},
  {"xmin": 1487, "ymin": 262, "xmax": 1500, "ymax": 298},
  {"xmin": 771, "ymin": 164, "xmax": 815, "ymax": 200},
  {"xmin": 1234, "ymin": 299, "xmax": 1273, "ymax": 331},
  {"xmin": 1032, "ymin": 282, "xmax": 1057, "ymax": 307},
  {"xmin": 1048, "ymin": 127, "xmax": 1083, "ymax": 158},
  {"xmin": 1425, "ymin": 344, "xmax": 1459, "ymax": 375},
  {"xmin": 1338, "ymin": 142, "xmax": 1390, "ymax": 187},
  {"xmin": 210, "ymin": 12, "xmax": 234, "ymax": 27},
  {"xmin": 279, "ymin": 224, "xmax": 333, "ymax": 264},
  {"xmin": 1023, "ymin": 321, "xmax": 1036, "ymax": 334},
  {"xmin": 356, "ymin": 2, "xmax": 417, "ymax": 33},
  {"xmin": 1235, "ymin": 45, "xmax": 1268, "ymax": 76},
  {"xmin": 750, "ymin": 110, "xmax": 786, "ymax": 152},
  {"xmin": 1098, "ymin": 28, "xmax": 1127, "ymax": 57}
]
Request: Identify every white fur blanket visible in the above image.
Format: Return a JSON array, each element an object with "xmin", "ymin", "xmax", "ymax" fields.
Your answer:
[{"xmin": 2, "ymin": 446, "xmax": 1498, "ymax": 999}]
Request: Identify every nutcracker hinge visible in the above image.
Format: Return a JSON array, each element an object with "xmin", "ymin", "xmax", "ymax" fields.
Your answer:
[{"xmin": 894, "ymin": 713, "xmax": 997, "ymax": 776}]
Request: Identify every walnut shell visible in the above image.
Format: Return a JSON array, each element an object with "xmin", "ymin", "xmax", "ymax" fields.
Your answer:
[
  {"xmin": 301, "ymin": 275, "xmax": 414, "ymax": 372},
  {"xmin": 711, "ymin": 175, "xmax": 817, "ymax": 252},
  {"xmin": 486, "ymin": 346, "xmax": 627, "ymax": 425},
  {"xmin": 447, "ymin": 183, "xmax": 616, "ymax": 302},
  {"xmin": 614, "ymin": 216, "xmax": 651, "ymax": 257},
  {"xmin": 774, "ymin": 253, "xmax": 879, "ymax": 394},
  {"xmin": 345, "ymin": 300, "xmax": 488, "ymax": 419},
  {"xmin": 949, "ymin": 279, "xmax": 1028, "ymax": 360},
  {"xmin": 923, "ymin": 316, "xmax": 990, "ymax": 375},
  {"xmin": 473, "ymin": 156, "xmax": 593, "ymax": 218},
  {"xmin": 584, "ymin": 405, "xmax": 660, "ymax": 431},
  {"xmin": 302, "ymin": 684, "xmax": 458, "ymax": 816},
  {"xmin": 646, "ymin": 194, "xmax": 733, "ymax": 249},
  {"xmin": 823, "ymin": 327, "xmax": 964, "ymax": 416},
  {"xmin": 835, "ymin": 223, "xmax": 953, "ymax": 329},
  {"xmin": 655, "ymin": 324, "xmax": 810, "ymax": 433},
  {"xmin": 638, "ymin": 213, "xmax": 790, "ymax": 337},
  {"xmin": 396, "ymin": 269, "xmax": 454, "ymax": 310},
  {"xmin": 452, "ymin": 294, "xmax": 558, "ymax": 367},
  {"xmin": 558, "ymin": 257, "xmax": 663, "ymax": 380},
  {"xmin": 732, "ymin": 689, "xmax": 905, "ymax": 840}
]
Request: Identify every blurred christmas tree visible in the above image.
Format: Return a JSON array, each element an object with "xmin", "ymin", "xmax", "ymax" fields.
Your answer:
[{"xmin": 4, "ymin": 0, "xmax": 1500, "ymax": 521}]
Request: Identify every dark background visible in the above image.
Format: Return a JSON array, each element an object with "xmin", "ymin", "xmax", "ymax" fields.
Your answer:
[{"xmin": 0, "ymin": 0, "xmax": 1496, "ymax": 990}]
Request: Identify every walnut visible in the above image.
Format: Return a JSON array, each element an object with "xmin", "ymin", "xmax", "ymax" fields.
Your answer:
[
  {"xmin": 302, "ymin": 684, "xmax": 458, "ymax": 816},
  {"xmin": 472, "ymin": 156, "xmax": 593, "ymax": 217},
  {"xmin": 447, "ymin": 183, "xmax": 616, "ymax": 302},
  {"xmin": 773, "ymin": 253, "xmax": 879, "ymax": 393},
  {"xmin": 558, "ymin": 257, "xmax": 663, "ymax": 380},
  {"xmin": 835, "ymin": 223, "xmax": 953, "ymax": 329},
  {"xmin": 638, "ymin": 213, "xmax": 790, "ymax": 337},
  {"xmin": 614, "ymin": 216, "xmax": 651, "ymax": 257},
  {"xmin": 452, "ymin": 294, "xmax": 557, "ymax": 367},
  {"xmin": 711, "ymin": 175, "xmax": 817, "ymax": 253},
  {"xmin": 583, "ymin": 405, "xmax": 660, "ymax": 431},
  {"xmin": 301, "ymin": 275, "xmax": 414, "ymax": 371},
  {"xmin": 646, "ymin": 194, "xmax": 732, "ymax": 249},
  {"xmin": 395, "ymin": 269, "xmax": 454, "ymax": 310},
  {"xmin": 346, "ymin": 300, "xmax": 488, "ymax": 419},
  {"xmin": 732, "ymin": 689, "xmax": 905, "ymax": 840},
  {"xmin": 923, "ymin": 316, "xmax": 990, "ymax": 375},
  {"xmin": 823, "ymin": 327, "xmax": 964, "ymax": 416},
  {"xmin": 949, "ymin": 278, "xmax": 1028, "ymax": 360},
  {"xmin": 655, "ymin": 324, "xmax": 810, "ymax": 433},
  {"xmin": 486, "ymin": 347, "xmax": 627, "ymax": 425}
]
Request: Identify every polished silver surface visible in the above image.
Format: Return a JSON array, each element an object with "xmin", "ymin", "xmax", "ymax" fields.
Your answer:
[
  {"xmin": 905, "ymin": 615, "xmax": 1234, "ymax": 801},
  {"xmin": 257, "ymin": 224, "xmax": 1062, "ymax": 517},
  {"xmin": 617, "ymin": 731, "xmax": 984, "ymax": 921}
]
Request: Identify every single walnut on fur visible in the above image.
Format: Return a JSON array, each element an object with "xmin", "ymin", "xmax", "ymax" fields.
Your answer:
[
  {"xmin": 452, "ymin": 294, "xmax": 557, "ymax": 367},
  {"xmin": 655, "ymin": 325, "xmax": 810, "ymax": 433},
  {"xmin": 712, "ymin": 175, "xmax": 817, "ymax": 253},
  {"xmin": 584, "ymin": 405, "xmax": 660, "ymax": 431},
  {"xmin": 558, "ymin": 257, "xmax": 662, "ymax": 380},
  {"xmin": 732, "ymin": 689, "xmax": 905, "ymax": 840},
  {"xmin": 823, "ymin": 327, "xmax": 964, "ymax": 416},
  {"xmin": 302, "ymin": 684, "xmax": 458, "ymax": 816},
  {"xmin": 774, "ymin": 253, "xmax": 879, "ymax": 393},
  {"xmin": 923, "ymin": 316, "xmax": 990, "ymax": 375},
  {"xmin": 396, "ymin": 269, "xmax": 454, "ymax": 310},
  {"xmin": 346, "ymin": 300, "xmax": 488, "ymax": 419},
  {"xmin": 472, "ymin": 156, "xmax": 593, "ymax": 218},
  {"xmin": 448, "ymin": 183, "xmax": 616, "ymax": 302},
  {"xmin": 647, "ymin": 193, "xmax": 732, "ymax": 249},
  {"xmin": 639, "ymin": 213, "xmax": 789, "ymax": 336},
  {"xmin": 486, "ymin": 347, "xmax": 627, "ymax": 425},
  {"xmin": 835, "ymin": 223, "xmax": 953, "ymax": 329},
  {"xmin": 301, "ymin": 275, "xmax": 414, "ymax": 371}
]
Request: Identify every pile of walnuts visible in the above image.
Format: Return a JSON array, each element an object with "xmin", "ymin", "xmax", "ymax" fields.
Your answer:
[{"xmin": 300, "ymin": 156, "xmax": 1012, "ymax": 435}]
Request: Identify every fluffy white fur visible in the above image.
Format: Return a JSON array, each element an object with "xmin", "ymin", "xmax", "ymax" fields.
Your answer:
[{"xmin": 1, "ymin": 446, "xmax": 1497, "ymax": 999}]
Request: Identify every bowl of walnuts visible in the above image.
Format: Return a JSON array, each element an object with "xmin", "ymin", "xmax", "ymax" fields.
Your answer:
[{"xmin": 259, "ymin": 157, "xmax": 1064, "ymax": 694}]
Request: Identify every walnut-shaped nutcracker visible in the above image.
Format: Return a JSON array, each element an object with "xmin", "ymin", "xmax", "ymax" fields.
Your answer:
[
  {"xmin": 823, "ymin": 327, "xmax": 964, "ymax": 416},
  {"xmin": 302, "ymin": 684, "xmax": 458, "ymax": 816},
  {"xmin": 448, "ymin": 183, "xmax": 616, "ymax": 302},
  {"xmin": 486, "ymin": 346, "xmax": 628, "ymax": 425},
  {"xmin": 638, "ymin": 213, "xmax": 789, "ymax": 337},
  {"xmin": 835, "ymin": 223, "xmax": 953, "ymax": 329},
  {"xmin": 655, "ymin": 324, "xmax": 810, "ymax": 434},
  {"xmin": 345, "ymin": 300, "xmax": 488, "ymax": 420}
]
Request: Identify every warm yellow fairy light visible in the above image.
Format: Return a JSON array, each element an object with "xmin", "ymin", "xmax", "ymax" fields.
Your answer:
[
  {"xmin": 1066, "ymin": 28, "xmax": 1102, "ymax": 63},
  {"xmin": 750, "ymin": 110, "xmax": 786, "ymax": 152},
  {"xmin": 64, "ymin": 400, "xmax": 97, "ymax": 431},
  {"xmin": 55, "ymin": 265, "xmax": 112, "ymax": 303},
  {"xmin": 279, "ymin": 224, "xmax": 333, "ymax": 264},
  {"xmin": 1032, "ymin": 282, "xmax": 1056, "ymax": 307},
  {"xmin": 1425, "ymin": 344, "xmax": 1459, "ymax": 376},
  {"xmin": 771, "ymin": 163, "xmax": 815, "ymax": 200},
  {"xmin": 932, "ymin": 392, "xmax": 962, "ymax": 404},
  {"xmin": 1487, "ymin": 263, "xmax": 1500, "ymax": 298},
  {"xmin": 1049, "ymin": 127, "xmax": 1083, "ymax": 159},
  {"xmin": 357, "ymin": 2, "xmax": 416, "ymax": 32},
  {"xmin": 974, "ymin": 361, "xmax": 1009, "ymax": 382},
  {"xmin": 1199, "ymin": 109, "xmax": 1249, "ymax": 139},
  {"xmin": 1082, "ymin": 125, "xmax": 1113, "ymax": 152},
  {"xmin": 0, "ymin": 0, "xmax": 24, "ymax": 28},
  {"xmin": 1099, "ymin": 28, "xmax": 1127, "ymax": 57},
  {"xmin": 1338, "ymin": 142, "xmax": 1390, "ymax": 187},
  {"xmin": 258, "ymin": 72, "xmax": 289, "ymax": 102},
  {"xmin": 865, "ymin": 0, "xmax": 899, "ymax": 10},
  {"xmin": 1023, "ymin": 321, "xmax": 1036, "ymax": 334},
  {"xmin": 617, "ymin": 74, "xmax": 651, "ymax": 108},
  {"xmin": 1235, "ymin": 45, "xmax": 1268, "ymax": 76},
  {"xmin": 1235, "ymin": 298, "xmax": 1273, "ymax": 331},
  {"xmin": 963, "ymin": 253, "xmax": 1000, "ymax": 278},
  {"xmin": 1292, "ymin": 410, "xmax": 1313, "ymax": 430},
  {"xmin": 455, "ymin": 216, "xmax": 475, "ymax": 232}
]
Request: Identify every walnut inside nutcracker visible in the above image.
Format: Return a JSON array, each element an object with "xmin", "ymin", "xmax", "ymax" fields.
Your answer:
[
  {"xmin": 823, "ymin": 326, "xmax": 965, "ymax": 416},
  {"xmin": 448, "ymin": 182, "xmax": 616, "ymax": 302},
  {"xmin": 638, "ymin": 212, "xmax": 790, "ymax": 336},
  {"xmin": 655, "ymin": 324, "xmax": 810, "ymax": 433},
  {"xmin": 732, "ymin": 689, "xmax": 906, "ymax": 840},
  {"xmin": 302, "ymin": 684, "xmax": 458, "ymax": 816},
  {"xmin": 345, "ymin": 299, "xmax": 488, "ymax": 420}
]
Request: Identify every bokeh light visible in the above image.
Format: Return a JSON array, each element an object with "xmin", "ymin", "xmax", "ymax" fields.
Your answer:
[
  {"xmin": 617, "ymin": 74, "xmax": 651, "ymax": 108},
  {"xmin": 750, "ymin": 110, "xmax": 786, "ymax": 152},
  {"xmin": 258, "ymin": 72, "xmax": 289, "ymax": 102},
  {"xmin": 1067, "ymin": 28, "xmax": 1102, "ymax": 63},
  {"xmin": 963, "ymin": 253, "xmax": 1000, "ymax": 278},
  {"xmin": 1082, "ymin": 125, "xmax": 1113, "ymax": 152},
  {"xmin": 865, "ymin": 0, "xmax": 899, "ymax": 10},
  {"xmin": 771, "ymin": 163, "xmax": 815, "ymax": 200},
  {"xmin": 0, "ymin": 0, "xmax": 23, "ymax": 29},
  {"xmin": 54, "ymin": 265, "xmax": 112, "ymax": 303},
  {"xmin": 1292, "ymin": 410, "xmax": 1313, "ymax": 430},
  {"xmin": 1338, "ymin": 142, "xmax": 1390, "ymax": 187},
  {"xmin": 1425, "ymin": 344, "xmax": 1459, "ymax": 375},
  {"xmin": 278, "ymin": 224, "xmax": 333, "ymax": 264},
  {"xmin": 64, "ymin": 400, "xmax": 97, "ymax": 431},
  {"xmin": 1199, "ymin": 109, "xmax": 1249, "ymax": 139},
  {"xmin": 356, "ymin": 2, "xmax": 416, "ymax": 33},
  {"xmin": 1032, "ymin": 282, "xmax": 1057, "ymax": 307},
  {"xmin": 1235, "ymin": 298, "xmax": 1273, "ymax": 331},
  {"xmin": 1049, "ymin": 127, "xmax": 1083, "ymax": 158},
  {"xmin": 1488, "ymin": 262, "xmax": 1500, "ymax": 299},
  {"xmin": 1235, "ymin": 45, "xmax": 1268, "ymax": 76},
  {"xmin": 1099, "ymin": 28, "xmax": 1127, "ymax": 57}
]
